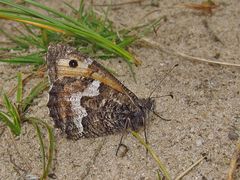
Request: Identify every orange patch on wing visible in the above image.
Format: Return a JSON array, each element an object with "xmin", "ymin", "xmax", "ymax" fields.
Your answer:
[{"xmin": 58, "ymin": 67, "xmax": 124, "ymax": 93}]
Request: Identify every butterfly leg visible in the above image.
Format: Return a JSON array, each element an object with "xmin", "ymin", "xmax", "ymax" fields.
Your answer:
[{"xmin": 115, "ymin": 119, "xmax": 130, "ymax": 157}]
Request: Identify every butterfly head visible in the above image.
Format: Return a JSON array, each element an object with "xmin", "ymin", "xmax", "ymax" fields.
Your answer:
[{"xmin": 141, "ymin": 97, "xmax": 155, "ymax": 112}]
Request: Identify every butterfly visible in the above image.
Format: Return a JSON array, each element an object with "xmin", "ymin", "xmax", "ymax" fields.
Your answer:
[{"xmin": 46, "ymin": 44, "xmax": 155, "ymax": 140}]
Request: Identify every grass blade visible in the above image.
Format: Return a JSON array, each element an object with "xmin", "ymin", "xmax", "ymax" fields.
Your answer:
[
  {"xmin": 0, "ymin": 111, "xmax": 20, "ymax": 135},
  {"xmin": 16, "ymin": 72, "xmax": 23, "ymax": 104},
  {"xmin": 131, "ymin": 131, "xmax": 171, "ymax": 180},
  {"xmin": 31, "ymin": 121, "xmax": 46, "ymax": 177},
  {"xmin": 22, "ymin": 78, "xmax": 49, "ymax": 112},
  {"xmin": 1, "ymin": 95, "xmax": 21, "ymax": 136},
  {"xmin": 0, "ymin": 53, "xmax": 44, "ymax": 65},
  {"xmin": 27, "ymin": 117, "xmax": 55, "ymax": 180}
]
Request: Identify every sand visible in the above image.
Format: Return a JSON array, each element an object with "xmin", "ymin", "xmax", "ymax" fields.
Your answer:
[{"xmin": 0, "ymin": 0, "xmax": 239, "ymax": 179}]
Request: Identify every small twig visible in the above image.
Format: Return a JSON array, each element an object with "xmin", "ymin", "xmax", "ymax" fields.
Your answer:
[
  {"xmin": 175, "ymin": 155, "xmax": 207, "ymax": 180},
  {"xmin": 7, "ymin": 129, "xmax": 32, "ymax": 171},
  {"xmin": 173, "ymin": 51, "xmax": 240, "ymax": 67},
  {"xmin": 93, "ymin": 0, "xmax": 146, "ymax": 7},
  {"xmin": 0, "ymin": 124, "xmax": 6, "ymax": 137},
  {"xmin": 140, "ymin": 38, "xmax": 240, "ymax": 67},
  {"xmin": 202, "ymin": 19, "xmax": 224, "ymax": 45},
  {"xmin": 9, "ymin": 153, "xmax": 27, "ymax": 174},
  {"xmin": 81, "ymin": 138, "xmax": 107, "ymax": 180},
  {"xmin": 226, "ymin": 140, "xmax": 240, "ymax": 180},
  {"xmin": 179, "ymin": 1, "xmax": 219, "ymax": 15}
]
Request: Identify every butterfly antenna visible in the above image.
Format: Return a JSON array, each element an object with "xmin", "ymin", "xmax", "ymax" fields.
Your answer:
[
  {"xmin": 152, "ymin": 111, "xmax": 171, "ymax": 121},
  {"xmin": 148, "ymin": 64, "xmax": 178, "ymax": 98},
  {"xmin": 151, "ymin": 93, "xmax": 173, "ymax": 99}
]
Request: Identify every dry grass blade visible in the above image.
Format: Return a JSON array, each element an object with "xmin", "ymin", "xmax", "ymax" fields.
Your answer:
[
  {"xmin": 226, "ymin": 140, "xmax": 240, "ymax": 180},
  {"xmin": 93, "ymin": 0, "xmax": 145, "ymax": 6},
  {"xmin": 175, "ymin": 155, "xmax": 207, "ymax": 180},
  {"xmin": 140, "ymin": 38, "xmax": 240, "ymax": 67}
]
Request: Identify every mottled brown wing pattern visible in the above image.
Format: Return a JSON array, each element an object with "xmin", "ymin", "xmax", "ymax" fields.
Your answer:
[{"xmin": 46, "ymin": 44, "xmax": 154, "ymax": 139}]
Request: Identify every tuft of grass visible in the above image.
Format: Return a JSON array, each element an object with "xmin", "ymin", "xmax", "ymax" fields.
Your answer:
[
  {"xmin": 0, "ymin": 73, "xmax": 23, "ymax": 136},
  {"xmin": 0, "ymin": 73, "xmax": 54, "ymax": 180},
  {"xmin": 0, "ymin": 0, "xmax": 141, "ymax": 65}
]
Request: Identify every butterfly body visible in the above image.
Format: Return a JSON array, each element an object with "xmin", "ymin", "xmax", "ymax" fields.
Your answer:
[{"xmin": 47, "ymin": 44, "xmax": 154, "ymax": 139}]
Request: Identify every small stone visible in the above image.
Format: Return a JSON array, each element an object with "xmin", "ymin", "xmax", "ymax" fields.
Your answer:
[
  {"xmin": 208, "ymin": 133, "xmax": 214, "ymax": 140},
  {"xmin": 228, "ymin": 131, "xmax": 239, "ymax": 141},
  {"xmin": 196, "ymin": 139, "xmax": 204, "ymax": 146},
  {"xmin": 25, "ymin": 174, "xmax": 39, "ymax": 180}
]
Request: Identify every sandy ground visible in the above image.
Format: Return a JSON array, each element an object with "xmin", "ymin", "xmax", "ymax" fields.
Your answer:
[{"xmin": 0, "ymin": 0, "xmax": 240, "ymax": 179}]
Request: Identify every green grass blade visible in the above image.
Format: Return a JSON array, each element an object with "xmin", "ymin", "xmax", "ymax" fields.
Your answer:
[
  {"xmin": 131, "ymin": 131, "xmax": 171, "ymax": 180},
  {"xmin": 22, "ymin": 78, "xmax": 49, "ymax": 112},
  {"xmin": 78, "ymin": 0, "xmax": 85, "ymax": 17},
  {"xmin": 41, "ymin": 28, "xmax": 48, "ymax": 47},
  {"xmin": 0, "ymin": 0, "xmax": 63, "ymax": 26},
  {"xmin": 27, "ymin": 117, "xmax": 55, "ymax": 180},
  {"xmin": 0, "ymin": 29, "xmax": 30, "ymax": 49},
  {"xmin": 3, "ymin": 94, "xmax": 21, "ymax": 134},
  {"xmin": 31, "ymin": 121, "xmax": 46, "ymax": 176},
  {"xmin": 3, "ymin": 94, "xmax": 12, "ymax": 111},
  {"xmin": 0, "ymin": 53, "xmax": 44, "ymax": 65},
  {"xmin": 24, "ymin": 0, "xmax": 87, "ymax": 29},
  {"xmin": 41, "ymin": 120, "xmax": 54, "ymax": 180},
  {"xmin": 0, "ymin": 111, "xmax": 20, "ymax": 135},
  {"xmin": 0, "ymin": 108, "xmax": 21, "ymax": 136},
  {"xmin": 16, "ymin": 72, "xmax": 23, "ymax": 104}
]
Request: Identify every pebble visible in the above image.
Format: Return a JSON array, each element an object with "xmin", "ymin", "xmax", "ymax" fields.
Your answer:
[
  {"xmin": 228, "ymin": 131, "xmax": 239, "ymax": 141},
  {"xmin": 196, "ymin": 139, "xmax": 204, "ymax": 146}
]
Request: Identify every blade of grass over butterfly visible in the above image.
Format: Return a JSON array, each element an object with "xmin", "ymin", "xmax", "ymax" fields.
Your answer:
[
  {"xmin": 131, "ymin": 131, "xmax": 171, "ymax": 180},
  {"xmin": 0, "ymin": 0, "xmax": 139, "ymax": 65},
  {"xmin": 16, "ymin": 72, "xmax": 23, "ymax": 104},
  {"xmin": 22, "ymin": 78, "xmax": 49, "ymax": 112}
]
